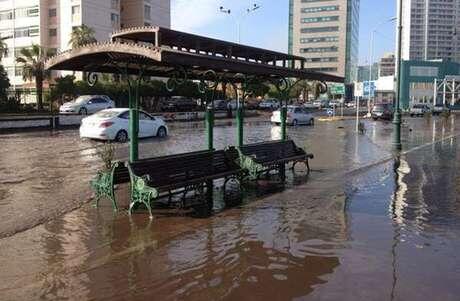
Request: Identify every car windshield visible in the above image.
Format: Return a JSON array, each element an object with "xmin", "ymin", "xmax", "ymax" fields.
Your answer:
[
  {"xmin": 93, "ymin": 110, "xmax": 121, "ymax": 118},
  {"xmin": 73, "ymin": 96, "xmax": 91, "ymax": 104},
  {"xmin": 373, "ymin": 105, "xmax": 385, "ymax": 111}
]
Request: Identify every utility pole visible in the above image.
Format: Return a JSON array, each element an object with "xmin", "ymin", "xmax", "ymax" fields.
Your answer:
[
  {"xmin": 220, "ymin": 4, "xmax": 261, "ymax": 44},
  {"xmin": 393, "ymin": 0, "xmax": 403, "ymax": 150}
]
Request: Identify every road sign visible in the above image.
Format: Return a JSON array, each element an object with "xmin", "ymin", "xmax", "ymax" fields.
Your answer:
[
  {"xmin": 330, "ymin": 84, "xmax": 345, "ymax": 95},
  {"xmin": 363, "ymin": 81, "xmax": 376, "ymax": 97},
  {"xmin": 354, "ymin": 82, "xmax": 364, "ymax": 97}
]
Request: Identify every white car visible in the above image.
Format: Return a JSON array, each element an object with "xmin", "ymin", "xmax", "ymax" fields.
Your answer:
[
  {"xmin": 60, "ymin": 95, "xmax": 114, "ymax": 115},
  {"xmin": 409, "ymin": 104, "xmax": 431, "ymax": 117},
  {"xmin": 80, "ymin": 108, "xmax": 168, "ymax": 142},
  {"xmin": 259, "ymin": 99, "xmax": 280, "ymax": 110},
  {"xmin": 271, "ymin": 106, "xmax": 314, "ymax": 126}
]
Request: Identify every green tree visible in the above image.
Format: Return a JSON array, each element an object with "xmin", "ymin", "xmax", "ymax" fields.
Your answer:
[
  {"xmin": 69, "ymin": 25, "xmax": 97, "ymax": 48},
  {"xmin": 16, "ymin": 45, "xmax": 53, "ymax": 110},
  {"xmin": 289, "ymin": 80, "xmax": 326, "ymax": 101},
  {"xmin": 51, "ymin": 75, "xmax": 76, "ymax": 104},
  {"xmin": 0, "ymin": 64, "xmax": 10, "ymax": 99}
]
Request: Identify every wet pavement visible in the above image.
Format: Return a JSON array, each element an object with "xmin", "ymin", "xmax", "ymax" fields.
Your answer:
[{"xmin": 0, "ymin": 115, "xmax": 459, "ymax": 300}]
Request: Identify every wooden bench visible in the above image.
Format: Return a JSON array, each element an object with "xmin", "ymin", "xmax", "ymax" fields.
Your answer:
[
  {"xmin": 126, "ymin": 149, "xmax": 242, "ymax": 218},
  {"xmin": 90, "ymin": 150, "xmax": 211, "ymax": 210},
  {"xmin": 229, "ymin": 140, "xmax": 314, "ymax": 180}
]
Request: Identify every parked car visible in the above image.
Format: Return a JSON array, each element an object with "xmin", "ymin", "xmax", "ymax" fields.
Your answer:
[
  {"xmin": 432, "ymin": 104, "xmax": 451, "ymax": 115},
  {"xmin": 345, "ymin": 102, "xmax": 356, "ymax": 108},
  {"xmin": 59, "ymin": 95, "xmax": 114, "ymax": 115},
  {"xmin": 449, "ymin": 103, "xmax": 460, "ymax": 111},
  {"xmin": 371, "ymin": 103, "xmax": 394, "ymax": 120},
  {"xmin": 271, "ymin": 105, "xmax": 314, "ymax": 126},
  {"xmin": 162, "ymin": 96, "xmax": 197, "ymax": 112},
  {"xmin": 206, "ymin": 99, "xmax": 228, "ymax": 111},
  {"xmin": 303, "ymin": 102, "xmax": 320, "ymax": 109},
  {"xmin": 410, "ymin": 104, "xmax": 431, "ymax": 117},
  {"xmin": 245, "ymin": 99, "xmax": 260, "ymax": 110},
  {"xmin": 227, "ymin": 100, "xmax": 238, "ymax": 110},
  {"xmin": 80, "ymin": 108, "xmax": 168, "ymax": 142},
  {"xmin": 259, "ymin": 99, "xmax": 280, "ymax": 110}
]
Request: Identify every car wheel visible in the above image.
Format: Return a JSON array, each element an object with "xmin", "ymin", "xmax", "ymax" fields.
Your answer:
[
  {"xmin": 115, "ymin": 130, "xmax": 128, "ymax": 143},
  {"xmin": 79, "ymin": 107, "xmax": 88, "ymax": 115},
  {"xmin": 292, "ymin": 119, "xmax": 298, "ymax": 126},
  {"xmin": 157, "ymin": 126, "xmax": 167, "ymax": 138}
]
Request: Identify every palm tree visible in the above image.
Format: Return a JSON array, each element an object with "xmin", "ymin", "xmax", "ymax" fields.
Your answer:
[
  {"xmin": 69, "ymin": 25, "xmax": 97, "ymax": 48},
  {"xmin": 16, "ymin": 45, "xmax": 53, "ymax": 110}
]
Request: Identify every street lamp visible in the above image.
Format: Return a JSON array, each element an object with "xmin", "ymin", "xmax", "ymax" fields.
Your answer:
[
  {"xmin": 393, "ymin": 0, "xmax": 403, "ymax": 149},
  {"xmin": 367, "ymin": 17, "xmax": 397, "ymax": 116},
  {"xmin": 219, "ymin": 3, "xmax": 261, "ymax": 44}
]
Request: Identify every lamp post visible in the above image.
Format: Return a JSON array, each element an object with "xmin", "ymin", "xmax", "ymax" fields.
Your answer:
[
  {"xmin": 220, "ymin": 4, "xmax": 261, "ymax": 147},
  {"xmin": 219, "ymin": 3, "xmax": 261, "ymax": 44},
  {"xmin": 367, "ymin": 17, "xmax": 397, "ymax": 116},
  {"xmin": 393, "ymin": 0, "xmax": 403, "ymax": 150}
]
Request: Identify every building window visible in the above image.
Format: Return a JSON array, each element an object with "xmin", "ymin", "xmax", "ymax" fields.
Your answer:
[
  {"xmin": 111, "ymin": 0, "xmax": 119, "ymax": 10},
  {"xmin": 27, "ymin": 7, "xmax": 39, "ymax": 17},
  {"xmin": 14, "ymin": 26, "xmax": 39, "ymax": 38},
  {"xmin": 301, "ymin": 5, "xmax": 339, "ymax": 13},
  {"xmin": 144, "ymin": 5, "xmax": 151, "ymax": 20},
  {"xmin": 301, "ymin": 26, "xmax": 339, "ymax": 33},
  {"xmin": 111, "ymin": 13, "xmax": 119, "ymax": 26},
  {"xmin": 300, "ymin": 46, "xmax": 339, "ymax": 53},
  {"xmin": 300, "ymin": 36, "xmax": 339, "ymax": 43},
  {"xmin": 15, "ymin": 67, "xmax": 23, "ymax": 77},
  {"xmin": 49, "ymin": 28, "xmax": 57, "ymax": 37},
  {"xmin": 0, "ymin": 10, "xmax": 13, "ymax": 21},
  {"xmin": 72, "ymin": 5, "xmax": 80, "ymax": 22},
  {"xmin": 301, "ymin": 16, "xmax": 339, "ymax": 23},
  {"xmin": 49, "ymin": 8, "xmax": 57, "ymax": 17}
]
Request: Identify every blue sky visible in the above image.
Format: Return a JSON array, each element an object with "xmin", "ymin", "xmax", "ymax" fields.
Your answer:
[{"xmin": 171, "ymin": 0, "xmax": 396, "ymax": 66}]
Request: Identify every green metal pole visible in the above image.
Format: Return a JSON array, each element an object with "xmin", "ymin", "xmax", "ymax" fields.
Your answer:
[
  {"xmin": 128, "ymin": 83, "xmax": 139, "ymax": 162},
  {"xmin": 205, "ymin": 108, "xmax": 214, "ymax": 150},
  {"xmin": 393, "ymin": 0, "xmax": 403, "ymax": 150},
  {"xmin": 237, "ymin": 107, "xmax": 244, "ymax": 147},
  {"xmin": 281, "ymin": 105, "xmax": 287, "ymax": 141}
]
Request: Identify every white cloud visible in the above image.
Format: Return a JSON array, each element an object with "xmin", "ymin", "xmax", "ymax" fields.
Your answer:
[{"xmin": 172, "ymin": 0, "xmax": 224, "ymax": 33}]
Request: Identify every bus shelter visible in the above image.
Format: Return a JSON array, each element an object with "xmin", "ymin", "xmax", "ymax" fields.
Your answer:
[{"xmin": 45, "ymin": 26, "xmax": 344, "ymax": 162}]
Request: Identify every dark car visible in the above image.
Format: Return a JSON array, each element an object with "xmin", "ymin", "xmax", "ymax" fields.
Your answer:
[
  {"xmin": 371, "ymin": 103, "xmax": 394, "ymax": 120},
  {"xmin": 161, "ymin": 97, "xmax": 197, "ymax": 112},
  {"xmin": 449, "ymin": 103, "xmax": 460, "ymax": 111}
]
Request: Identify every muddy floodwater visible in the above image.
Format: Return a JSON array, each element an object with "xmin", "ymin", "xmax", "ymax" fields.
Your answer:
[{"xmin": 0, "ymin": 116, "xmax": 459, "ymax": 300}]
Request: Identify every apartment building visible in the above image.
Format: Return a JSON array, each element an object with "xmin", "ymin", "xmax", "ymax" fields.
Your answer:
[
  {"xmin": 400, "ymin": 0, "xmax": 460, "ymax": 62},
  {"xmin": 0, "ymin": 0, "xmax": 170, "ymax": 88},
  {"xmin": 379, "ymin": 53, "xmax": 395, "ymax": 77},
  {"xmin": 288, "ymin": 0, "xmax": 360, "ymax": 83}
]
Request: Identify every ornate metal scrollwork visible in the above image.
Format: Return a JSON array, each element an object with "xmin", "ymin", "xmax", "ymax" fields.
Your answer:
[
  {"xmin": 270, "ymin": 75, "xmax": 290, "ymax": 94},
  {"xmin": 87, "ymin": 72, "xmax": 98, "ymax": 87},
  {"xmin": 198, "ymin": 70, "xmax": 219, "ymax": 94},
  {"xmin": 166, "ymin": 66, "xmax": 188, "ymax": 92}
]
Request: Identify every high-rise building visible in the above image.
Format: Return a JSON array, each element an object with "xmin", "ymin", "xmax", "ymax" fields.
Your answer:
[
  {"xmin": 379, "ymin": 53, "xmax": 395, "ymax": 77},
  {"xmin": 357, "ymin": 63, "xmax": 379, "ymax": 82},
  {"xmin": 288, "ymin": 0, "xmax": 360, "ymax": 83},
  {"xmin": 0, "ymin": 0, "xmax": 170, "ymax": 88},
  {"xmin": 400, "ymin": 0, "xmax": 460, "ymax": 62}
]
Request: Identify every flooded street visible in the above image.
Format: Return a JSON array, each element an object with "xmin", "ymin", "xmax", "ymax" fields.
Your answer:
[{"xmin": 0, "ymin": 115, "xmax": 459, "ymax": 300}]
